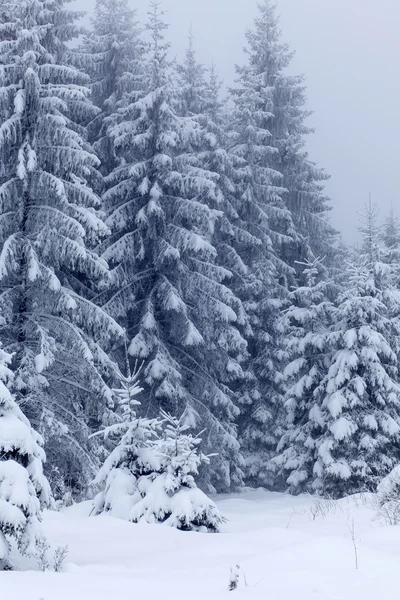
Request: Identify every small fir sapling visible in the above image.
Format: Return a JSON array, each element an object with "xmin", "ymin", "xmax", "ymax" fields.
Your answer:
[
  {"xmin": 92, "ymin": 351, "xmax": 161, "ymax": 519},
  {"xmin": 130, "ymin": 411, "xmax": 225, "ymax": 532}
]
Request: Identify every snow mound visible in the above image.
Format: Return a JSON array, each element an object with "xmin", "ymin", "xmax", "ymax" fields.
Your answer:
[{"xmin": 1, "ymin": 490, "xmax": 400, "ymax": 599}]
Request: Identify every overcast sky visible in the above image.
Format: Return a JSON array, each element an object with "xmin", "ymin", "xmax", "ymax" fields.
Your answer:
[{"xmin": 74, "ymin": 0, "xmax": 400, "ymax": 243}]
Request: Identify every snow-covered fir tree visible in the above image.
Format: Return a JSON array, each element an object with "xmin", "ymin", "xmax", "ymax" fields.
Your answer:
[
  {"xmin": 227, "ymin": 0, "xmax": 338, "ymax": 488},
  {"xmin": 248, "ymin": 0, "xmax": 337, "ymax": 270},
  {"xmin": 176, "ymin": 28, "xmax": 209, "ymax": 118},
  {"xmin": 0, "ymin": 0, "xmax": 124, "ymax": 494},
  {"xmin": 229, "ymin": 1, "xmax": 297, "ymax": 486},
  {"xmin": 176, "ymin": 36, "xmax": 253, "ymax": 488},
  {"xmin": 273, "ymin": 257, "xmax": 334, "ymax": 493},
  {"xmin": 377, "ymin": 462, "xmax": 400, "ymax": 515},
  {"xmin": 0, "ymin": 344, "xmax": 51, "ymax": 570},
  {"xmin": 176, "ymin": 41, "xmax": 252, "ymax": 316},
  {"xmin": 100, "ymin": 1, "xmax": 245, "ymax": 492},
  {"xmin": 381, "ymin": 206, "xmax": 400, "ymax": 274},
  {"xmin": 81, "ymin": 0, "xmax": 144, "ymax": 179},
  {"xmin": 359, "ymin": 200, "xmax": 381, "ymax": 259},
  {"xmin": 201, "ymin": 62, "xmax": 254, "ymax": 291},
  {"xmin": 131, "ymin": 411, "xmax": 224, "ymax": 532},
  {"xmin": 383, "ymin": 208, "xmax": 400, "ymax": 249},
  {"xmin": 309, "ymin": 208, "xmax": 400, "ymax": 497},
  {"xmin": 92, "ymin": 358, "xmax": 161, "ymax": 518}
]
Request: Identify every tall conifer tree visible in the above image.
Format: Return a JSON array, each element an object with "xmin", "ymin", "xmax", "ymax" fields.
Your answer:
[
  {"xmin": 274, "ymin": 257, "xmax": 334, "ymax": 492},
  {"xmin": 250, "ymin": 0, "xmax": 337, "ymax": 269},
  {"xmin": 229, "ymin": 0, "xmax": 338, "ymax": 486},
  {"xmin": 229, "ymin": 0, "xmax": 295, "ymax": 485},
  {"xmin": 100, "ymin": 1, "xmax": 244, "ymax": 492},
  {"xmin": 81, "ymin": 0, "xmax": 144, "ymax": 179},
  {"xmin": 0, "ymin": 0, "xmax": 123, "ymax": 492}
]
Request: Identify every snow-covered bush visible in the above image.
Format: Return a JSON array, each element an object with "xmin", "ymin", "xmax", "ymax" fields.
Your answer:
[
  {"xmin": 48, "ymin": 467, "xmax": 75, "ymax": 511},
  {"xmin": 376, "ymin": 466, "xmax": 400, "ymax": 525},
  {"xmin": 130, "ymin": 412, "xmax": 225, "ymax": 532},
  {"xmin": 229, "ymin": 564, "xmax": 241, "ymax": 591},
  {"xmin": 53, "ymin": 545, "xmax": 69, "ymax": 573},
  {"xmin": 36, "ymin": 541, "xmax": 69, "ymax": 572},
  {"xmin": 36, "ymin": 539, "xmax": 50, "ymax": 572},
  {"xmin": 92, "ymin": 360, "xmax": 161, "ymax": 519},
  {"xmin": 0, "ymin": 346, "xmax": 51, "ymax": 570}
]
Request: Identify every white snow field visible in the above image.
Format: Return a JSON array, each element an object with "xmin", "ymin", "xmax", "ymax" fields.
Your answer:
[{"xmin": 2, "ymin": 489, "xmax": 400, "ymax": 600}]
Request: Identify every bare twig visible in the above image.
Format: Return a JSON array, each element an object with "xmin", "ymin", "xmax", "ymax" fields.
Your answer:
[{"xmin": 348, "ymin": 518, "xmax": 358, "ymax": 570}]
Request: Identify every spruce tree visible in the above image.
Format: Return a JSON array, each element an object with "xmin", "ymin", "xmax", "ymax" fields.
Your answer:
[
  {"xmin": 131, "ymin": 411, "xmax": 224, "ymax": 532},
  {"xmin": 229, "ymin": 1, "xmax": 296, "ymax": 486},
  {"xmin": 383, "ymin": 207, "xmax": 400, "ymax": 252},
  {"xmin": 381, "ymin": 207, "xmax": 400, "ymax": 281},
  {"xmin": 176, "ymin": 37, "xmax": 252, "ymax": 488},
  {"xmin": 0, "ymin": 0, "xmax": 123, "ymax": 493},
  {"xmin": 93, "ymin": 360, "xmax": 161, "ymax": 518},
  {"xmin": 274, "ymin": 257, "xmax": 334, "ymax": 493},
  {"xmin": 201, "ymin": 63, "xmax": 253, "ymax": 289},
  {"xmin": 248, "ymin": 0, "xmax": 338, "ymax": 270},
  {"xmin": 176, "ymin": 29, "xmax": 208, "ymax": 118},
  {"xmin": 81, "ymin": 0, "xmax": 144, "ymax": 179},
  {"xmin": 229, "ymin": 0, "xmax": 338, "ymax": 487},
  {"xmin": 311, "ymin": 207, "xmax": 400, "ymax": 496},
  {"xmin": 100, "ymin": 1, "xmax": 244, "ymax": 492}
]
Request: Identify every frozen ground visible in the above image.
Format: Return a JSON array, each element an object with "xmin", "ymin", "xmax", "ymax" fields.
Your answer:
[{"xmin": 2, "ymin": 489, "xmax": 399, "ymax": 599}]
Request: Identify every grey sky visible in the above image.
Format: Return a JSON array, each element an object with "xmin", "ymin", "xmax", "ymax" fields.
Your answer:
[{"xmin": 74, "ymin": 0, "xmax": 400, "ymax": 243}]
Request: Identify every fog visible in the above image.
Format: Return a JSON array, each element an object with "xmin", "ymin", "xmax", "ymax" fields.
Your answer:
[{"xmin": 73, "ymin": 0, "xmax": 400, "ymax": 243}]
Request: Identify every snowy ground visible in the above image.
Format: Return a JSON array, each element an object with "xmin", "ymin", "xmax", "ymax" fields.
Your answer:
[{"xmin": 2, "ymin": 489, "xmax": 400, "ymax": 599}]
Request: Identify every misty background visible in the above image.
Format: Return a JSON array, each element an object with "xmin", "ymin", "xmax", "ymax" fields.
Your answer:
[{"xmin": 73, "ymin": 0, "xmax": 400, "ymax": 243}]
